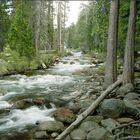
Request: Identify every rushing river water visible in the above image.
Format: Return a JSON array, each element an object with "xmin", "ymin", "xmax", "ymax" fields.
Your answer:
[{"xmin": 0, "ymin": 51, "xmax": 94, "ymax": 139}]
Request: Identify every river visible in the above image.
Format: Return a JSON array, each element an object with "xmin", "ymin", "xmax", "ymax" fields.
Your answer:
[{"xmin": 0, "ymin": 51, "xmax": 95, "ymax": 139}]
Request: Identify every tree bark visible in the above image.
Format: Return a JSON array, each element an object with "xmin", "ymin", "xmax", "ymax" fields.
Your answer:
[
  {"xmin": 104, "ymin": 0, "xmax": 119, "ymax": 88},
  {"xmin": 57, "ymin": 1, "xmax": 62, "ymax": 52},
  {"xmin": 55, "ymin": 79, "xmax": 122, "ymax": 140},
  {"xmin": 123, "ymin": 0, "xmax": 136, "ymax": 86},
  {"xmin": 35, "ymin": 0, "xmax": 41, "ymax": 56}
]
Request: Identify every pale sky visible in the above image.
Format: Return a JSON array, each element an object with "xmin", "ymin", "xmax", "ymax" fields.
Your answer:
[{"xmin": 66, "ymin": 1, "xmax": 88, "ymax": 27}]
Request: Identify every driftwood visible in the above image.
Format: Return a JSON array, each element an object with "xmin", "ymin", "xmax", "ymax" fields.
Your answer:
[
  {"xmin": 112, "ymin": 120, "xmax": 140, "ymax": 135},
  {"xmin": 55, "ymin": 79, "xmax": 122, "ymax": 140}
]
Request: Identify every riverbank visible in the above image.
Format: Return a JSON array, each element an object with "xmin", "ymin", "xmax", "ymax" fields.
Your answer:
[{"xmin": 0, "ymin": 50, "xmax": 71, "ymax": 77}]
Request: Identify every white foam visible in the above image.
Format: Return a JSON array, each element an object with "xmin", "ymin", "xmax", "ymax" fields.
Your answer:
[
  {"xmin": 0, "ymin": 101, "xmax": 12, "ymax": 109},
  {"xmin": 0, "ymin": 106, "xmax": 55, "ymax": 131},
  {"xmin": 0, "ymin": 74, "xmax": 74, "ymax": 89}
]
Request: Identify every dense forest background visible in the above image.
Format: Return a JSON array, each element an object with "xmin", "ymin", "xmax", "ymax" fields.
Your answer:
[
  {"xmin": 66, "ymin": 1, "xmax": 140, "ymax": 56},
  {"xmin": 0, "ymin": 0, "xmax": 140, "ymax": 80}
]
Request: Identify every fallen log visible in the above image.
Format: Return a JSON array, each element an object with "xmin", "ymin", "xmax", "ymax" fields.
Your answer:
[{"xmin": 55, "ymin": 79, "xmax": 122, "ymax": 140}]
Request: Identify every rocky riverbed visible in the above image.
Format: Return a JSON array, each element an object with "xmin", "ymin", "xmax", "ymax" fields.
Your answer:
[{"xmin": 0, "ymin": 51, "xmax": 140, "ymax": 140}]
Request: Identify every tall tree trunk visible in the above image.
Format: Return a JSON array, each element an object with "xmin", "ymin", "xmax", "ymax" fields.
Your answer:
[
  {"xmin": 57, "ymin": 1, "xmax": 62, "ymax": 52},
  {"xmin": 104, "ymin": 0, "xmax": 119, "ymax": 88},
  {"xmin": 123, "ymin": 0, "xmax": 136, "ymax": 86},
  {"xmin": 35, "ymin": 0, "xmax": 41, "ymax": 55},
  {"xmin": 61, "ymin": 2, "xmax": 66, "ymax": 50}
]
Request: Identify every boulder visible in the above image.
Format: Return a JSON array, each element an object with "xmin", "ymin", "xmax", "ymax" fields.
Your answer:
[
  {"xmin": 34, "ymin": 131, "xmax": 49, "ymax": 139},
  {"xmin": 87, "ymin": 127, "xmax": 112, "ymax": 140},
  {"xmin": 123, "ymin": 99, "xmax": 140, "ymax": 116},
  {"xmin": 53, "ymin": 107, "xmax": 76, "ymax": 123},
  {"xmin": 32, "ymin": 97, "xmax": 51, "ymax": 108},
  {"xmin": 101, "ymin": 118, "xmax": 120, "ymax": 131},
  {"xmin": 99, "ymin": 99, "xmax": 125, "ymax": 118},
  {"xmin": 70, "ymin": 129, "xmax": 86, "ymax": 140},
  {"xmin": 79, "ymin": 121, "xmax": 100, "ymax": 133},
  {"xmin": 13, "ymin": 99, "xmax": 33, "ymax": 109},
  {"xmin": 38, "ymin": 120, "xmax": 64, "ymax": 132}
]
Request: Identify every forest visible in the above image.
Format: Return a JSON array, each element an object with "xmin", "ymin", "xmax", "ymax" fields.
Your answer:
[{"xmin": 0, "ymin": 0, "xmax": 140, "ymax": 140}]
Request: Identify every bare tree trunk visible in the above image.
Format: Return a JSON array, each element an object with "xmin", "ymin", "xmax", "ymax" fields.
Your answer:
[
  {"xmin": 35, "ymin": 0, "xmax": 41, "ymax": 56},
  {"xmin": 104, "ymin": 0, "xmax": 119, "ymax": 88},
  {"xmin": 57, "ymin": 1, "xmax": 62, "ymax": 52},
  {"xmin": 61, "ymin": 2, "xmax": 66, "ymax": 50},
  {"xmin": 123, "ymin": 0, "xmax": 136, "ymax": 86},
  {"xmin": 55, "ymin": 79, "xmax": 122, "ymax": 140}
]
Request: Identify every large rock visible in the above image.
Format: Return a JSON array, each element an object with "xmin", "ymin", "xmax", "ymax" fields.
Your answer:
[
  {"xmin": 38, "ymin": 120, "xmax": 64, "ymax": 132},
  {"xmin": 13, "ymin": 99, "xmax": 33, "ymax": 109},
  {"xmin": 53, "ymin": 107, "xmax": 76, "ymax": 123},
  {"xmin": 87, "ymin": 127, "xmax": 112, "ymax": 140},
  {"xmin": 123, "ymin": 99, "xmax": 140, "ymax": 116},
  {"xmin": 32, "ymin": 97, "xmax": 51, "ymax": 108},
  {"xmin": 70, "ymin": 129, "xmax": 86, "ymax": 140},
  {"xmin": 99, "ymin": 99, "xmax": 125, "ymax": 118},
  {"xmin": 101, "ymin": 118, "xmax": 120, "ymax": 131},
  {"xmin": 79, "ymin": 121, "xmax": 100, "ymax": 133}
]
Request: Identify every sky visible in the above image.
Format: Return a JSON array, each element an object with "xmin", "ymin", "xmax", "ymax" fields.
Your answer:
[{"xmin": 66, "ymin": 1, "xmax": 88, "ymax": 27}]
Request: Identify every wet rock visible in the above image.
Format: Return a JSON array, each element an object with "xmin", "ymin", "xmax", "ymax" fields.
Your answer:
[
  {"xmin": 33, "ymin": 97, "xmax": 46, "ymax": 105},
  {"xmin": 53, "ymin": 107, "xmax": 76, "ymax": 123},
  {"xmin": 99, "ymin": 99, "xmax": 125, "ymax": 118},
  {"xmin": 70, "ymin": 61, "xmax": 75, "ymax": 64},
  {"xmin": 34, "ymin": 131, "xmax": 49, "ymax": 139},
  {"xmin": 38, "ymin": 120, "xmax": 64, "ymax": 132},
  {"xmin": 33, "ymin": 97, "xmax": 51, "ymax": 108},
  {"xmin": 62, "ymin": 61, "xmax": 68, "ymax": 64},
  {"xmin": 101, "ymin": 118, "xmax": 120, "ymax": 131},
  {"xmin": 116, "ymin": 117, "xmax": 134, "ymax": 124},
  {"xmin": 123, "ymin": 99, "xmax": 140, "ymax": 116},
  {"xmin": 87, "ymin": 127, "xmax": 112, "ymax": 140},
  {"xmin": 70, "ymin": 129, "xmax": 86, "ymax": 140},
  {"xmin": 84, "ymin": 115, "xmax": 103, "ymax": 123},
  {"xmin": 79, "ymin": 121, "xmax": 100, "ymax": 133},
  {"xmin": 13, "ymin": 99, "xmax": 33, "ymax": 109},
  {"xmin": 0, "ymin": 108, "xmax": 10, "ymax": 114}
]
